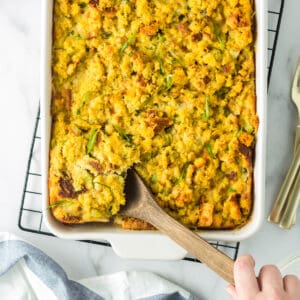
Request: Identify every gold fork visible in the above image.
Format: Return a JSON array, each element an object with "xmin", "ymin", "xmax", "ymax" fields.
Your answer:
[{"xmin": 268, "ymin": 59, "xmax": 300, "ymax": 227}]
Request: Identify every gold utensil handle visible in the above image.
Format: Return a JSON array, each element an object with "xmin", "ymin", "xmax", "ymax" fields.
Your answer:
[
  {"xmin": 294, "ymin": 126, "xmax": 300, "ymax": 154},
  {"xmin": 291, "ymin": 126, "xmax": 300, "ymax": 225},
  {"xmin": 268, "ymin": 144, "xmax": 300, "ymax": 223},
  {"xmin": 279, "ymin": 168, "xmax": 300, "ymax": 229}
]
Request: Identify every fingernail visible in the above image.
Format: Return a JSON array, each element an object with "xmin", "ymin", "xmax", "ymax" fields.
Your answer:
[
  {"xmin": 236, "ymin": 254, "xmax": 255, "ymax": 269},
  {"xmin": 225, "ymin": 285, "xmax": 235, "ymax": 296}
]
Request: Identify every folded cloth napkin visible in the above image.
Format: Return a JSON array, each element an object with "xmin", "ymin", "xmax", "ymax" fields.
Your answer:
[{"xmin": 0, "ymin": 233, "xmax": 198, "ymax": 300}]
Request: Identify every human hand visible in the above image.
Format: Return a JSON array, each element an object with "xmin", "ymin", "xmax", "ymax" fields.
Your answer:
[{"xmin": 226, "ymin": 254, "xmax": 300, "ymax": 300}]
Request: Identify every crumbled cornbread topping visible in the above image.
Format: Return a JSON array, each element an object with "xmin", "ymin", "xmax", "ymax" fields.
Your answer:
[{"xmin": 49, "ymin": 0, "xmax": 257, "ymax": 228}]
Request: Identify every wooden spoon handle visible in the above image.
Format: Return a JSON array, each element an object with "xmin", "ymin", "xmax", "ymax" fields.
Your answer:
[{"xmin": 138, "ymin": 195, "xmax": 235, "ymax": 284}]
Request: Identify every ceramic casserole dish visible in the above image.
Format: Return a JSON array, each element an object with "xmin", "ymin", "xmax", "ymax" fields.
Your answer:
[{"xmin": 41, "ymin": 0, "xmax": 267, "ymax": 259}]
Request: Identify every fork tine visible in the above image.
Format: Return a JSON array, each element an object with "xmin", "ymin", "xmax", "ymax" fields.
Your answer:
[{"xmin": 291, "ymin": 59, "xmax": 300, "ymax": 101}]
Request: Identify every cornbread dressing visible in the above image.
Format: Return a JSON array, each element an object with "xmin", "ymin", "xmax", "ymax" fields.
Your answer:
[{"xmin": 49, "ymin": 0, "xmax": 258, "ymax": 229}]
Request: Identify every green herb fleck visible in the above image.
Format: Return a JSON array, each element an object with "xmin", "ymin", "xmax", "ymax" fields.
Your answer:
[
  {"xmin": 217, "ymin": 37, "xmax": 225, "ymax": 51},
  {"xmin": 91, "ymin": 209, "xmax": 102, "ymax": 218},
  {"xmin": 165, "ymin": 126, "xmax": 173, "ymax": 133},
  {"xmin": 87, "ymin": 128, "xmax": 98, "ymax": 155},
  {"xmin": 157, "ymin": 31, "xmax": 166, "ymax": 43},
  {"xmin": 206, "ymin": 144, "xmax": 216, "ymax": 159},
  {"xmin": 215, "ymin": 86, "xmax": 230, "ymax": 99},
  {"xmin": 122, "ymin": 0, "xmax": 133, "ymax": 9},
  {"xmin": 235, "ymin": 62, "xmax": 242, "ymax": 74},
  {"xmin": 228, "ymin": 188, "xmax": 237, "ymax": 193},
  {"xmin": 164, "ymin": 133, "xmax": 172, "ymax": 146},
  {"xmin": 141, "ymin": 96, "xmax": 152, "ymax": 107},
  {"xmin": 71, "ymin": 124, "xmax": 81, "ymax": 135},
  {"xmin": 69, "ymin": 32, "xmax": 82, "ymax": 40},
  {"xmin": 200, "ymin": 9, "xmax": 207, "ymax": 15},
  {"xmin": 212, "ymin": 20, "xmax": 225, "ymax": 50},
  {"xmin": 77, "ymin": 91, "xmax": 93, "ymax": 114},
  {"xmin": 78, "ymin": 2, "xmax": 87, "ymax": 8},
  {"xmin": 150, "ymin": 173, "xmax": 158, "ymax": 184},
  {"xmin": 67, "ymin": 30, "xmax": 74, "ymax": 36},
  {"xmin": 102, "ymin": 32, "xmax": 112, "ymax": 39},
  {"xmin": 157, "ymin": 55, "xmax": 165, "ymax": 75},
  {"xmin": 94, "ymin": 182, "xmax": 114, "ymax": 200},
  {"xmin": 244, "ymin": 123, "xmax": 253, "ymax": 133},
  {"xmin": 141, "ymin": 153, "xmax": 151, "ymax": 161},
  {"xmin": 241, "ymin": 168, "xmax": 248, "ymax": 182},
  {"xmin": 173, "ymin": 113, "xmax": 180, "ymax": 124},
  {"xmin": 120, "ymin": 31, "xmax": 137, "ymax": 56},
  {"xmin": 161, "ymin": 189, "xmax": 171, "ymax": 196},
  {"xmin": 119, "ymin": 171, "xmax": 127, "ymax": 178},
  {"xmin": 175, "ymin": 162, "xmax": 191, "ymax": 185},
  {"xmin": 236, "ymin": 128, "xmax": 243, "ymax": 137},
  {"xmin": 224, "ymin": 107, "xmax": 231, "ymax": 117},
  {"xmin": 141, "ymin": 151, "xmax": 158, "ymax": 161},
  {"xmin": 165, "ymin": 74, "xmax": 174, "ymax": 91},
  {"xmin": 169, "ymin": 59, "xmax": 186, "ymax": 68},
  {"xmin": 77, "ymin": 101, "xmax": 86, "ymax": 115},
  {"xmin": 113, "ymin": 125, "xmax": 133, "ymax": 144},
  {"xmin": 214, "ymin": 49, "xmax": 222, "ymax": 62},
  {"xmin": 48, "ymin": 200, "xmax": 73, "ymax": 209},
  {"xmin": 202, "ymin": 95, "xmax": 210, "ymax": 120}
]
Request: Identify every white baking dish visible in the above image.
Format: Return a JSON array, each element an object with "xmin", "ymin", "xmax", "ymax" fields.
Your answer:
[{"xmin": 41, "ymin": 0, "xmax": 267, "ymax": 260}]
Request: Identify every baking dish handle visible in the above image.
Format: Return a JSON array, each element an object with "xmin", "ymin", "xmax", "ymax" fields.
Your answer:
[{"xmin": 109, "ymin": 234, "xmax": 187, "ymax": 260}]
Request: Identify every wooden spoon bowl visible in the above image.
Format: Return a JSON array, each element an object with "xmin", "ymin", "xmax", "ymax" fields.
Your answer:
[{"xmin": 121, "ymin": 169, "xmax": 235, "ymax": 284}]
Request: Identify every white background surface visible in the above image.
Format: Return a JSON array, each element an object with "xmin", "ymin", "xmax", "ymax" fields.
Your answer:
[{"xmin": 1, "ymin": 0, "xmax": 300, "ymax": 299}]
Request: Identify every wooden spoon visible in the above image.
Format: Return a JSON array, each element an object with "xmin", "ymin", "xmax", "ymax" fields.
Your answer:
[{"xmin": 121, "ymin": 169, "xmax": 235, "ymax": 284}]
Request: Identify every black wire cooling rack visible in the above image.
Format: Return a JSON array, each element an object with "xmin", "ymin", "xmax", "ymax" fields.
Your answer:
[{"xmin": 18, "ymin": 0, "xmax": 285, "ymax": 262}]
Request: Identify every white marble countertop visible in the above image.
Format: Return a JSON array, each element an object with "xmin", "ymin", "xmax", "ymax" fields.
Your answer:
[{"xmin": 1, "ymin": 0, "xmax": 300, "ymax": 299}]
